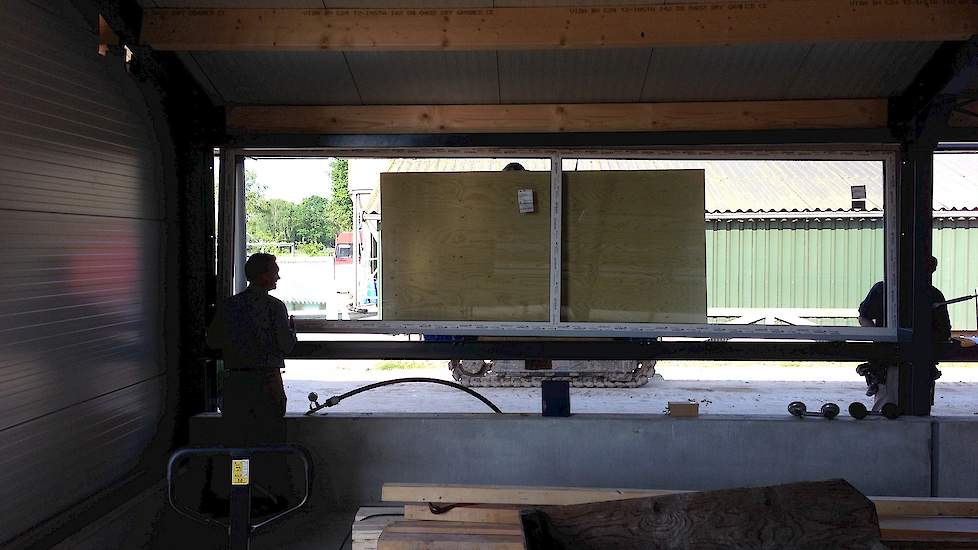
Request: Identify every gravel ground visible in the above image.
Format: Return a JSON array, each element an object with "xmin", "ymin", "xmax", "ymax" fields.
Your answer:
[{"xmin": 282, "ymin": 360, "xmax": 978, "ymax": 416}]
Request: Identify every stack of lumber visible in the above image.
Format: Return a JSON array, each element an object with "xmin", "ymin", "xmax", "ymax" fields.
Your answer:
[{"xmin": 369, "ymin": 483, "xmax": 978, "ymax": 550}]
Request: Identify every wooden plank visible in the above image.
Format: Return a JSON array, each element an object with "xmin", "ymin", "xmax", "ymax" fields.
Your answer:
[
  {"xmin": 385, "ymin": 521, "xmax": 523, "ymax": 537},
  {"xmin": 357, "ymin": 506, "xmax": 405, "ymax": 522},
  {"xmin": 520, "ymin": 479, "xmax": 882, "ymax": 550},
  {"xmin": 380, "ymin": 171, "xmax": 551, "ymax": 321},
  {"xmin": 141, "ymin": 2, "xmax": 978, "ymax": 51},
  {"xmin": 880, "ymin": 517, "xmax": 978, "ymax": 541},
  {"xmin": 378, "ymin": 531, "xmax": 525, "ymax": 550},
  {"xmin": 382, "ymin": 483, "xmax": 688, "ymax": 505},
  {"xmin": 403, "ymin": 504, "xmax": 523, "ymax": 525},
  {"xmin": 562, "ymin": 170, "xmax": 706, "ymax": 323},
  {"xmin": 384, "ymin": 484, "xmax": 978, "ymax": 518},
  {"xmin": 226, "ymin": 100, "xmax": 888, "ymax": 135},
  {"xmin": 874, "ymin": 497, "xmax": 978, "ymax": 518}
]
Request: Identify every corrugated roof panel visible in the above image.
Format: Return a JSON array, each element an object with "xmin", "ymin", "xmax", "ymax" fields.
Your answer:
[
  {"xmin": 498, "ymin": 49, "xmax": 651, "ymax": 103},
  {"xmin": 786, "ymin": 42, "xmax": 941, "ymax": 98},
  {"xmin": 384, "ymin": 158, "xmax": 893, "ymax": 213},
  {"xmin": 347, "ymin": 51, "xmax": 499, "ymax": 104},
  {"xmin": 934, "ymin": 153, "xmax": 978, "ymax": 210},
  {"xmin": 641, "ymin": 44, "xmax": 811, "ymax": 101},
  {"xmin": 191, "ymin": 51, "xmax": 361, "ymax": 105}
]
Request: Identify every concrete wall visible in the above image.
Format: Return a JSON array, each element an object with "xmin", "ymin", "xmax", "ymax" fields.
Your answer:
[
  {"xmin": 933, "ymin": 419, "xmax": 978, "ymax": 497},
  {"xmin": 190, "ymin": 413, "xmax": 948, "ymax": 507}
]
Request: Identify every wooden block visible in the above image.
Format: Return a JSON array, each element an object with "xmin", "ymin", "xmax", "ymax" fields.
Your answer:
[
  {"xmin": 381, "ymin": 171, "xmax": 551, "ymax": 321},
  {"xmin": 382, "ymin": 483, "xmax": 687, "ymax": 505},
  {"xmin": 562, "ymin": 170, "xmax": 707, "ymax": 323},
  {"xmin": 354, "ymin": 506, "xmax": 405, "ymax": 549},
  {"xmin": 667, "ymin": 401, "xmax": 699, "ymax": 417},
  {"xmin": 403, "ymin": 503, "xmax": 523, "ymax": 525}
]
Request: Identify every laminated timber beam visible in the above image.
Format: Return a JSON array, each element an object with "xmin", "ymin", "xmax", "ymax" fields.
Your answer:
[
  {"xmin": 140, "ymin": 1, "xmax": 978, "ymax": 52},
  {"xmin": 226, "ymin": 99, "xmax": 888, "ymax": 135}
]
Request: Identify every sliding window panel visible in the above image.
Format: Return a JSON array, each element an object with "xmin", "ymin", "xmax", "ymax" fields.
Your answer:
[
  {"xmin": 562, "ymin": 170, "xmax": 707, "ymax": 323},
  {"xmin": 381, "ymin": 171, "xmax": 551, "ymax": 321}
]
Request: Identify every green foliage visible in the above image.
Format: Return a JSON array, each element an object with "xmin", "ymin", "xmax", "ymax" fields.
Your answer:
[
  {"xmin": 294, "ymin": 195, "xmax": 337, "ymax": 247},
  {"xmin": 244, "ymin": 164, "xmax": 344, "ymax": 255},
  {"xmin": 373, "ymin": 360, "xmax": 441, "ymax": 371},
  {"xmin": 327, "ymin": 159, "xmax": 353, "ymax": 232}
]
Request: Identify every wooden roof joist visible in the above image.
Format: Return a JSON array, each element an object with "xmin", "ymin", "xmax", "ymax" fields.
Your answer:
[
  {"xmin": 141, "ymin": 1, "xmax": 978, "ymax": 52},
  {"xmin": 226, "ymin": 99, "xmax": 888, "ymax": 135}
]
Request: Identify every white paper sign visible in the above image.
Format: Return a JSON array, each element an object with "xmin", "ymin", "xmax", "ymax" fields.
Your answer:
[{"xmin": 517, "ymin": 189, "xmax": 535, "ymax": 214}]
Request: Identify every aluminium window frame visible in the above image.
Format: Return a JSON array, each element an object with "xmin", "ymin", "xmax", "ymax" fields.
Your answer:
[{"xmin": 216, "ymin": 147, "xmax": 899, "ymax": 342}]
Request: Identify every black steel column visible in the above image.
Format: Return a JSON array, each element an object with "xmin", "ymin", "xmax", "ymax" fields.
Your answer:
[{"xmin": 897, "ymin": 145, "xmax": 936, "ymax": 416}]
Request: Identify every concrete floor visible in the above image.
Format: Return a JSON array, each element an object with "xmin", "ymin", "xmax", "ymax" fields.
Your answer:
[{"xmin": 283, "ymin": 361, "xmax": 978, "ymax": 416}]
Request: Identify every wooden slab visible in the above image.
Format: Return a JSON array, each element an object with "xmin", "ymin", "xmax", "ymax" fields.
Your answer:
[
  {"xmin": 562, "ymin": 170, "xmax": 707, "ymax": 323},
  {"xmin": 404, "ymin": 503, "xmax": 523, "ymax": 525},
  {"xmin": 521, "ymin": 479, "xmax": 883, "ymax": 550},
  {"xmin": 381, "ymin": 171, "xmax": 550, "ymax": 321}
]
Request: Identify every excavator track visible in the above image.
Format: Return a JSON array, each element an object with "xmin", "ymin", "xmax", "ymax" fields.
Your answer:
[{"xmin": 449, "ymin": 360, "xmax": 655, "ymax": 388}]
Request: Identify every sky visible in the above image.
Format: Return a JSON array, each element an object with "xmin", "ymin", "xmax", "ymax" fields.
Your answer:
[{"xmin": 246, "ymin": 157, "xmax": 332, "ymax": 203}]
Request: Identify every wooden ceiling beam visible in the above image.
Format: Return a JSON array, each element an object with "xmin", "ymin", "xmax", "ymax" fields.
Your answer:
[
  {"xmin": 141, "ymin": 2, "xmax": 978, "ymax": 51},
  {"xmin": 226, "ymin": 99, "xmax": 888, "ymax": 135}
]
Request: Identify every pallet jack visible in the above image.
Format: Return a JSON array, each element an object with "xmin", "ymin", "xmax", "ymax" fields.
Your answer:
[{"xmin": 167, "ymin": 445, "xmax": 312, "ymax": 550}]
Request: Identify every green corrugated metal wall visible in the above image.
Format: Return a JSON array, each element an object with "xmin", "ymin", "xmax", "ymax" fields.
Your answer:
[{"xmin": 706, "ymin": 218, "xmax": 978, "ymax": 330}]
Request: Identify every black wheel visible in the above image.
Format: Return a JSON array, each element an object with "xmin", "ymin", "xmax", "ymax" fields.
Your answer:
[
  {"xmin": 821, "ymin": 403, "xmax": 840, "ymax": 419},
  {"xmin": 787, "ymin": 401, "xmax": 807, "ymax": 417},
  {"xmin": 848, "ymin": 402, "xmax": 869, "ymax": 419},
  {"xmin": 449, "ymin": 359, "xmax": 490, "ymax": 380},
  {"xmin": 881, "ymin": 402, "xmax": 900, "ymax": 419}
]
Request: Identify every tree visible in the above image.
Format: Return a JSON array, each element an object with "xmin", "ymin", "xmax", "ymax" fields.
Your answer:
[
  {"xmin": 327, "ymin": 158, "xmax": 353, "ymax": 232},
  {"xmin": 294, "ymin": 195, "xmax": 337, "ymax": 248}
]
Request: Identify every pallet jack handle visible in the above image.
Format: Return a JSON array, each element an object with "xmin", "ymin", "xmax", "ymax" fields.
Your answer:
[{"xmin": 166, "ymin": 444, "xmax": 312, "ymax": 550}]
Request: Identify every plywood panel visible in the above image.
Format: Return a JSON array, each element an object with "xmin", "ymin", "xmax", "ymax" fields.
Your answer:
[
  {"xmin": 381, "ymin": 171, "xmax": 550, "ymax": 321},
  {"xmin": 562, "ymin": 170, "xmax": 706, "ymax": 323}
]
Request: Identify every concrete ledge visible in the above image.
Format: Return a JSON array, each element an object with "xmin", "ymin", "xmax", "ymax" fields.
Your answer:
[{"xmin": 190, "ymin": 413, "xmax": 938, "ymax": 506}]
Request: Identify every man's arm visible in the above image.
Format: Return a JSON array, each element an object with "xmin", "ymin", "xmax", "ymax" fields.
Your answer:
[
  {"xmin": 858, "ymin": 282, "xmax": 885, "ymax": 327},
  {"xmin": 274, "ymin": 301, "xmax": 298, "ymax": 353}
]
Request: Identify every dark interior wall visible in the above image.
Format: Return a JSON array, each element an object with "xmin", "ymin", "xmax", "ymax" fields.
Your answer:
[{"xmin": 0, "ymin": 0, "xmax": 172, "ymax": 544}]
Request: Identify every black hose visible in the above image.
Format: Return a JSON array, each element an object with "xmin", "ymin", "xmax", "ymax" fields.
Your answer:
[{"xmin": 307, "ymin": 377, "xmax": 503, "ymax": 415}]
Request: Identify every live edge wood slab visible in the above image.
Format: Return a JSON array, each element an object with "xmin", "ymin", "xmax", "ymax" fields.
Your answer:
[{"xmin": 519, "ymin": 479, "xmax": 885, "ymax": 550}]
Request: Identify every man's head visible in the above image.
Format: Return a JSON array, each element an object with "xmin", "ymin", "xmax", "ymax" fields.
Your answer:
[
  {"xmin": 502, "ymin": 162, "xmax": 526, "ymax": 171},
  {"xmin": 245, "ymin": 253, "xmax": 280, "ymax": 290},
  {"xmin": 928, "ymin": 255, "xmax": 939, "ymax": 274}
]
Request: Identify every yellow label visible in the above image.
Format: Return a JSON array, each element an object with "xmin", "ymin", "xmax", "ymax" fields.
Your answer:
[{"xmin": 231, "ymin": 459, "xmax": 250, "ymax": 486}]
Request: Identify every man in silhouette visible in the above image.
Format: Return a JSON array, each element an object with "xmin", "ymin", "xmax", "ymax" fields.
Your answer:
[
  {"xmin": 856, "ymin": 255, "xmax": 951, "ymax": 411},
  {"xmin": 206, "ymin": 253, "xmax": 297, "ymax": 514}
]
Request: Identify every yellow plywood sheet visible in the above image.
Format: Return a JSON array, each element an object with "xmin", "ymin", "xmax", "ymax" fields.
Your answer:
[
  {"xmin": 381, "ymin": 171, "xmax": 550, "ymax": 321},
  {"xmin": 562, "ymin": 170, "xmax": 707, "ymax": 323}
]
